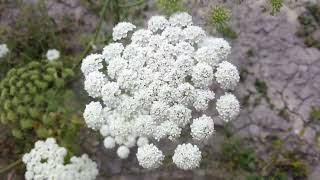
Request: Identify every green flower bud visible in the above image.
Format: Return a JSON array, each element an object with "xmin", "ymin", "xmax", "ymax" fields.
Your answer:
[
  {"xmin": 17, "ymin": 106, "xmax": 28, "ymax": 115},
  {"xmin": 12, "ymin": 129, "xmax": 23, "ymax": 139},
  {"xmin": 7, "ymin": 111, "xmax": 18, "ymax": 122},
  {"xmin": 43, "ymin": 74, "xmax": 54, "ymax": 81},
  {"xmin": 62, "ymin": 68, "xmax": 75, "ymax": 78},
  {"xmin": 23, "ymin": 95, "xmax": 32, "ymax": 103},
  {"xmin": 55, "ymin": 78, "xmax": 65, "ymax": 88},
  {"xmin": 28, "ymin": 108, "xmax": 41, "ymax": 119},
  {"xmin": 20, "ymin": 119, "xmax": 34, "ymax": 129},
  {"xmin": 16, "ymin": 80, "xmax": 24, "ymax": 88},
  {"xmin": 36, "ymin": 127, "xmax": 49, "ymax": 138},
  {"xmin": 9, "ymin": 86, "xmax": 17, "ymax": 96},
  {"xmin": 28, "ymin": 61, "xmax": 41, "ymax": 69},
  {"xmin": 34, "ymin": 95, "xmax": 45, "ymax": 106}
]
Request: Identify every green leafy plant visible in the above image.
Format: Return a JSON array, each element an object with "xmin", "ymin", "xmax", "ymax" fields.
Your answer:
[
  {"xmin": 221, "ymin": 139, "xmax": 257, "ymax": 172},
  {"xmin": 0, "ymin": 60, "xmax": 82, "ymax": 152},
  {"xmin": 210, "ymin": 6, "xmax": 231, "ymax": 25},
  {"xmin": 210, "ymin": 6, "xmax": 237, "ymax": 39},
  {"xmin": 310, "ymin": 107, "xmax": 320, "ymax": 121},
  {"xmin": 269, "ymin": 0, "xmax": 283, "ymax": 15},
  {"xmin": 296, "ymin": 4, "xmax": 320, "ymax": 49},
  {"xmin": 157, "ymin": 0, "xmax": 184, "ymax": 15}
]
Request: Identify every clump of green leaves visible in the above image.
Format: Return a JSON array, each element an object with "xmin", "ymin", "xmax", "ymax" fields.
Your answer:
[
  {"xmin": 269, "ymin": 0, "xmax": 283, "ymax": 15},
  {"xmin": 221, "ymin": 139, "xmax": 257, "ymax": 172},
  {"xmin": 210, "ymin": 6, "xmax": 231, "ymax": 25},
  {"xmin": 157, "ymin": 0, "xmax": 183, "ymax": 15},
  {"xmin": 310, "ymin": 107, "xmax": 320, "ymax": 121},
  {"xmin": 296, "ymin": 4, "xmax": 320, "ymax": 49},
  {"xmin": 268, "ymin": 151, "xmax": 308, "ymax": 179},
  {"xmin": 0, "ymin": 60, "xmax": 82, "ymax": 152},
  {"xmin": 210, "ymin": 6, "xmax": 237, "ymax": 39},
  {"xmin": 254, "ymin": 79, "xmax": 268, "ymax": 97}
]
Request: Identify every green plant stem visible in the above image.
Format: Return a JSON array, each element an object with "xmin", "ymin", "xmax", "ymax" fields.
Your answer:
[
  {"xmin": 119, "ymin": 0, "xmax": 145, "ymax": 8},
  {"xmin": 74, "ymin": 0, "xmax": 110, "ymax": 69},
  {"xmin": 0, "ymin": 159, "xmax": 22, "ymax": 174}
]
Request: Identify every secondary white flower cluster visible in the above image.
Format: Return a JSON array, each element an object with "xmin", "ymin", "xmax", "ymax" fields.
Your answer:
[
  {"xmin": 22, "ymin": 138, "xmax": 98, "ymax": 180},
  {"xmin": 46, "ymin": 49, "xmax": 60, "ymax": 61},
  {"xmin": 0, "ymin": 44, "xmax": 9, "ymax": 58},
  {"xmin": 81, "ymin": 12, "xmax": 240, "ymax": 169}
]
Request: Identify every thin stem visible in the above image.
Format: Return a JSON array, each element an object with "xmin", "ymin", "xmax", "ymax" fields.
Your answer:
[
  {"xmin": 0, "ymin": 159, "xmax": 22, "ymax": 174},
  {"xmin": 74, "ymin": 0, "xmax": 110, "ymax": 69},
  {"xmin": 119, "ymin": 0, "xmax": 145, "ymax": 8}
]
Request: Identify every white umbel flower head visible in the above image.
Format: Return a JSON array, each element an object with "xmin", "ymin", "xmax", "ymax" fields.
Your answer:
[
  {"xmin": 104, "ymin": 136, "xmax": 116, "ymax": 149},
  {"xmin": 136, "ymin": 144, "xmax": 165, "ymax": 169},
  {"xmin": 193, "ymin": 89, "xmax": 215, "ymax": 111},
  {"xmin": 81, "ymin": 12, "xmax": 239, "ymax": 169},
  {"xmin": 183, "ymin": 26, "xmax": 206, "ymax": 43},
  {"xmin": 81, "ymin": 53, "xmax": 104, "ymax": 76},
  {"xmin": 190, "ymin": 115, "xmax": 214, "ymax": 141},
  {"xmin": 100, "ymin": 125, "xmax": 110, "ymax": 137},
  {"xmin": 83, "ymin": 101, "xmax": 104, "ymax": 130},
  {"xmin": 199, "ymin": 37, "xmax": 231, "ymax": 61},
  {"xmin": 102, "ymin": 43, "xmax": 124, "ymax": 62},
  {"xmin": 23, "ymin": 138, "xmax": 98, "ymax": 180},
  {"xmin": 216, "ymin": 93, "xmax": 240, "ymax": 122},
  {"xmin": 137, "ymin": 136, "xmax": 149, "ymax": 147},
  {"xmin": 215, "ymin": 61, "xmax": 240, "ymax": 90},
  {"xmin": 84, "ymin": 71, "xmax": 107, "ymax": 98},
  {"xmin": 168, "ymin": 104, "xmax": 192, "ymax": 127},
  {"xmin": 112, "ymin": 22, "xmax": 136, "ymax": 41},
  {"xmin": 46, "ymin": 49, "xmax": 60, "ymax": 61},
  {"xmin": 134, "ymin": 115, "xmax": 156, "ymax": 137},
  {"xmin": 148, "ymin": 16, "xmax": 169, "ymax": 32},
  {"xmin": 117, "ymin": 145, "xmax": 130, "ymax": 159},
  {"xmin": 172, "ymin": 143, "xmax": 202, "ymax": 170},
  {"xmin": 169, "ymin": 12, "xmax": 193, "ymax": 27},
  {"xmin": 0, "ymin": 44, "xmax": 9, "ymax": 58},
  {"xmin": 192, "ymin": 63, "xmax": 214, "ymax": 87}
]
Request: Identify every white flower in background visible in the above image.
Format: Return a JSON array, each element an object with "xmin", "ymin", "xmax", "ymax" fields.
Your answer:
[
  {"xmin": 46, "ymin": 49, "xmax": 60, "ymax": 61},
  {"xmin": 172, "ymin": 143, "xmax": 202, "ymax": 170},
  {"xmin": 191, "ymin": 115, "xmax": 214, "ymax": 141},
  {"xmin": 81, "ymin": 12, "xmax": 239, "ymax": 170},
  {"xmin": 0, "ymin": 44, "xmax": 9, "ymax": 58},
  {"xmin": 23, "ymin": 138, "xmax": 98, "ymax": 180},
  {"xmin": 112, "ymin": 22, "xmax": 136, "ymax": 41},
  {"xmin": 137, "ymin": 136, "xmax": 149, "ymax": 147},
  {"xmin": 216, "ymin": 93, "xmax": 240, "ymax": 122},
  {"xmin": 117, "ymin": 145, "xmax": 130, "ymax": 159},
  {"xmin": 136, "ymin": 144, "xmax": 165, "ymax": 169},
  {"xmin": 215, "ymin": 61, "xmax": 240, "ymax": 90},
  {"xmin": 104, "ymin": 136, "xmax": 116, "ymax": 149}
]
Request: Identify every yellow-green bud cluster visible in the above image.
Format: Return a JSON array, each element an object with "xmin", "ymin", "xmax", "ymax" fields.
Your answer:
[{"xmin": 0, "ymin": 60, "xmax": 75, "ymax": 140}]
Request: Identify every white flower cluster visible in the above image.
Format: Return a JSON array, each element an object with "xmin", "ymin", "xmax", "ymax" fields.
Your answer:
[
  {"xmin": 22, "ymin": 138, "xmax": 98, "ymax": 180},
  {"xmin": 81, "ymin": 12, "xmax": 240, "ymax": 169},
  {"xmin": 46, "ymin": 49, "xmax": 60, "ymax": 61},
  {"xmin": 172, "ymin": 143, "xmax": 202, "ymax": 170},
  {"xmin": 0, "ymin": 44, "xmax": 9, "ymax": 58}
]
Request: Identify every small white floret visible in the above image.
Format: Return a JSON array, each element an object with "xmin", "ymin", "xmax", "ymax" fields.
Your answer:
[
  {"xmin": 136, "ymin": 144, "xmax": 164, "ymax": 169},
  {"xmin": 117, "ymin": 145, "xmax": 130, "ymax": 159},
  {"xmin": 172, "ymin": 143, "xmax": 202, "ymax": 170}
]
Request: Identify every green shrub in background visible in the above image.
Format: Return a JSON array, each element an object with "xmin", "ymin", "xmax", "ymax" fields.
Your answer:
[
  {"xmin": 0, "ymin": 60, "xmax": 83, "ymax": 152},
  {"xmin": 157, "ymin": 0, "xmax": 184, "ymax": 15}
]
